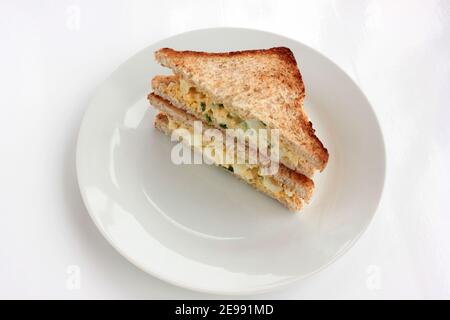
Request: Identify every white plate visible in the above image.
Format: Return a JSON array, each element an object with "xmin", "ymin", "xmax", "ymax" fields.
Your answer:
[{"xmin": 76, "ymin": 28, "xmax": 385, "ymax": 295}]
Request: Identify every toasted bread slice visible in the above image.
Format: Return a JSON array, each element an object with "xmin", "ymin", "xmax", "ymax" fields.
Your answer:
[
  {"xmin": 151, "ymin": 96, "xmax": 314, "ymax": 211},
  {"xmin": 154, "ymin": 47, "xmax": 328, "ymax": 176}
]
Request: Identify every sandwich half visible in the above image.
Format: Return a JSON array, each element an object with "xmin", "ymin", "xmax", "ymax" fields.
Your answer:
[
  {"xmin": 151, "ymin": 94, "xmax": 314, "ymax": 211},
  {"xmin": 152, "ymin": 47, "xmax": 328, "ymax": 177}
]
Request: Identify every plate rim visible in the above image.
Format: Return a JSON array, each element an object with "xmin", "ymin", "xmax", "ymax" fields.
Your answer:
[{"xmin": 76, "ymin": 26, "xmax": 387, "ymax": 295}]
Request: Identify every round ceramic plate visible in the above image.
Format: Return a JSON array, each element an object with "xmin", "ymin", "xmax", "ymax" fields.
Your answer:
[{"xmin": 76, "ymin": 28, "xmax": 385, "ymax": 294}]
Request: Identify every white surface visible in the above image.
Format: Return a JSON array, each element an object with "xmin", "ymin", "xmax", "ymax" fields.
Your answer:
[
  {"xmin": 76, "ymin": 28, "xmax": 385, "ymax": 294},
  {"xmin": 0, "ymin": 0, "xmax": 449, "ymax": 299}
]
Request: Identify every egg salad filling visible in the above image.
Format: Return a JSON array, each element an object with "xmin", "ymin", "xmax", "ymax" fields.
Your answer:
[
  {"xmin": 165, "ymin": 116, "xmax": 297, "ymax": 199},
  {"xmin": 162, "ymin": 77, "xmax": 306, "ymax": 172}
]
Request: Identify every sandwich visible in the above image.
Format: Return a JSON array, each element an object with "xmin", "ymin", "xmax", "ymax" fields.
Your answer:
[{"xmin": 148, "ymin": 47, "xmax": 328, "ymax": 211}]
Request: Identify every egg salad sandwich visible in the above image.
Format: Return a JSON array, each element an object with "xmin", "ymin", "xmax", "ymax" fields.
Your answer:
[
  {"xmin": 148, "ymin": 47, "xmax": 328, "ymax": 211},
  {"xmin": 152, "ymin": 47, "xmax": 328, "ymax": 177}
]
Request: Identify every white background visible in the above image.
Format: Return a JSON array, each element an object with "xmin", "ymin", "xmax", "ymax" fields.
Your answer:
[{"xmin": 1, "ymin": 0, "xmax": 449, "ymax": 299}]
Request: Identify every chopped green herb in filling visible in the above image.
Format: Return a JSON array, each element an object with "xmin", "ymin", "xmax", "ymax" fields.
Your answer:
[{"xmin": 219, "ymin": 123, "xmax": 227, "ymax": 129}]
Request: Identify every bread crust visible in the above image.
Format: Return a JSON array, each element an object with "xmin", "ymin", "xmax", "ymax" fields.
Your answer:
[{"xmin": 154, "ymin": 47, "xmax": 328, "ymax": 171}]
